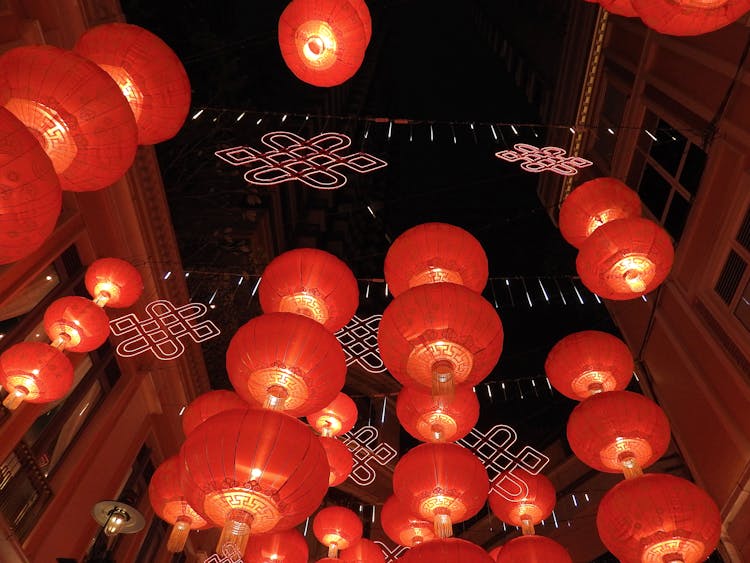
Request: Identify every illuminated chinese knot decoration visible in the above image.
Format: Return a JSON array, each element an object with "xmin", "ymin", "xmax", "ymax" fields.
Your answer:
[
  {"xmin": 110, "ymin": 300, "xmax": 221, "ymax": 360},
  {"xmin": 457, "ymin": 424, "xmax": 550, "ymax": 501},
  {"xmin": 495, "ymin": 143, "xmax": 593, "ymax": 176},
  {"xmin": 341, "ymin": 425, "xmax": 398, "ymax": 486},
  {"xmin": 335, "ymin": 314, "xmax": 387, "ymax": 374},
  {"xmin": 205, "ymin": 543, "xmax": 245, "ymax": 563},
  {"xmin": 374, "ymin": 540, "xmax": 409, "ymax": 563},
  {"xmin": 215, "ymin": 131, "xmax": 387, "ymax": 190}
]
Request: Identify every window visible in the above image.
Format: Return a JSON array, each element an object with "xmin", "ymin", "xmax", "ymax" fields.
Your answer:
[
  {"xmin": 592, "ymin": 80, "xmax": 628, "ymax": 167},
  {"xmin": 716, "ymin": 205, "xmax": 750, "ymax": 333}
]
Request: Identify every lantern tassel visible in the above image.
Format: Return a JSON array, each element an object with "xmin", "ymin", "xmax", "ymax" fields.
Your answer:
[
  {"xmin": 520, "ymin": 516, "xmax": 535, "ymax": 536},
  {"xmin": 217, "ymin": 509, "xmax": 253, "ymax": 555},
  {"xmin": 3, "ymin": 387, "xmax": 28, "ymax": 410},
  {"xmin": 432, "ymin": 360, "xmax": 455, "ymax": 400},
  {"xmin": 328, "ymin": 542, "xmax": 339, "ymax": 558},
  {"xmin": 433, "ymin": 511, "xmax": 453, "ymax": 538},
  {"xmin": 167, "ymin": 516, "xmax": 191, "ymax": 553}
]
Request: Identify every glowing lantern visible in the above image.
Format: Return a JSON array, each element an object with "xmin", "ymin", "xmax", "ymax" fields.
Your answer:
[
  {"xmin": 559, "ymin": 177, "xmax": 641, "ymax": 249},
  {"xmin": 319, "ymin": 436, "xmax": 354, "ymax": 486},
  {"xmin": 313, "ymin": 506, "xmax": 363, "ymax": 558},
  {"xmin": 596, "ymin": 473, "xmax": 721, "ymax": 563},
  {"xmin": 488, "ymin": 546, "xmax": 502, "ymax": 561},
  {"xmin": 0, "ymin": 342, "xmax": 73, "ymax": 410},
  {"xmin": 244, "ymin": 529, "xmax": 309, "ymax": 563},
  {"xmin": 544, "ymin": 330, "xmax": 633, "ymax": 401},
  {"xmin": 348, "ymin": 0, "xmax": 372, "ymax": 44},
  {"xmin": 340, "ymin": 538, "xmax": 385, "ymax": 563},
  {"xmin": 85, "ymin": 258, "xmax": 144, "ymax": 308},
  {"xmin": 43, "ymin": 296, "xmax": 111, "ymax": 352},
  {"xmin": 488, "ymin": 470, "xmax": 556, "ymax": 536},
  {"xmin": 278, "ymin": 0, "xmax": 369, "ymax": 87},
  {"xmin": 380, "ymin": 495, "xmax": 435, "ymax": 547},
  {"xmin": 378, "ymin": 283, "xmax": 503, "ymax": 396},
  {"xmin": 74, "ymin": 22, "xmax": 191, "ymax": 145},
  {"xmin": 631, "ymin": 0, "xmax": 750, "ymax": 36},
  {"xmin": 384, "ymin": 223, "xmax": 489, "ymax": 297},
  {"xmin": 0, "ymin": 107, "xmax": 60, "ymax": 265},
  {"xmin": 576, "ymin": 217, "xmax": 674, "ymax": 300},
  {"xmin": 259, "ymin": 248, "xmax": 359, "ymax": 332},
  {"xmin": 181, "ymin": 390, "xmax": 249, "ymax": 436},
  {"xmin": 398, "ymin": 538, "xmax": 495, "ymax": 563},
  {"xmin": 567, "ymin": 390, "xmax": 671, "ymax": 478},
  {"xmin": 393, "ymin": 443, "xmax": 489, "ymax": 538},
  {"xmin": 307, "ymin": 392, "xmax": 358, "ymax": 437},
  {"xmin": 149, "ymin": 456, "xmax": 209, "ymax": 553},
  {"xmin": 0, "ymin": 46, "xmax": 137, "ymax": 192},
  {"xmin": 226, "ymin": 312, "xmax": 347, "ymax": 416},
  {"xmin": 496, "ymin": 536, "xmax": 572, "ymax": 563},
  {"xmin": 180, "ymin": 408, "xmax": 329, "ymax": 554},
  {"xmin": 396, "ymin": 385, "xmax": 479, "ymax": 443}
]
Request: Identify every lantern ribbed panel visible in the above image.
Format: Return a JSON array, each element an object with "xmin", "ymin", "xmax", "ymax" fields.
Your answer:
[
  {"xmin": 278, "ymin": 0, "xmax": 369, "ymax": 87},
  {"xmin": 149, "ymin": 456, "xmax": 208, "ymax": 530},
  {"xmin": 0, "ymin": 342, "xmax": 73, "ymax": 403},
  {"xmin": 384, "ymin": 223, "xmax": 488, "ymax": 297},
  {"xmin": 631, "ymin": 0, "xmax": 750, "ymax": 36},
  {"xmin": 488, "ymin": 470, "xmax": 556, "ymax": 528},
  {"xmin": 567, "ymin": 391, "xmax": 671, "ymax": 473},
  {"xmin": 0, "ymin": 46, "xmax": 137, "ymax": 192},
  {"xmin": 378, "ymin": 283, "xmax": 503, "ymax": 392},
  {"xmin": 179, "ymin": 408, "xmax": 329, "ymax": 534},
  {"xmin": 398, "ymin": 538, "xmax": 495, "ymax": 563},
  {"xmin": 259, "ymin": 248, "xmax": 359, "ymax": 332},
  {"xmin": 74, "ymin": 23, "xmax": 191, "ymax": 145},
  {"xmin": 559, "ymin": 178, "xmax": 641, "ymax": 249},
  {"xmin": 347, "ymin": 0, "xmax": 372, "ymax": 44},
  {"xmin": 576, "ymin": 217, "xmax": 674, "ymax": 300},
  {"xmin": 544, "ymin": 330, "xmax": 633, "ymax": 401},
  {"xmin": 488, "ymin": 546, "xmax": 502, "ymax": 562},
  {"xmin": 396, "ymin": 384, "xmax": 479, "ymax": 443},
  {"xmin": 313, "ymin": 506, "xmax": 363, "ymax": 551},
  {"xmin": 599, "ymin": 0, "xmax": 638, "ymax": 17},
  {"xmin": 226, "ymin": 312, "xmax": 346, "ymax": 417},
  {"xmin": 244, "ymin": 529, "xmax": 309, "ymax": 563},
  {"xmin": 319, "ymin": 436, "xmax": 354, "ymax": 486},
  {"xmin": 380, "ymin": 495, "xmax": 435, "ymax": 547},
  {"xmin": 181, "ymin": 390, "xmax": 249, "ymax": 436},
  {"xmin": 340, "ymin": 538, "xmax": 386, "ymax": 563},
  {"xmin": 596, "ymin": 474, "xmax": 721, "ymax": 563},
  {"xmin": 85, "ymin": 258, "xmax": 144, "ymax": 308},
  {"xmin": 43, "ymin": 296, "xmax": 110, "ymax": 353},
  {"xmin": 496, "ymin": 535, "xmax": 572, "ymax": 563},
  {"xmin": 0, "ymin": 107, "xmax": 60, "ymax": 265},
  {"xmin": 306, "ymin": 392, "xmax": 358, "ymax": 437}
]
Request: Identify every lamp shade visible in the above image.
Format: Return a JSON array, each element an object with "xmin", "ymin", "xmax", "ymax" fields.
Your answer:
[
  {"xmin": 43, "ymin": 296, "xmax": 111, "ymax": 352},
  {"xmin": 306, "ymin": 392, "xmax": 358, "ymax": 437},
  {"xmin": 85, "ymin": 257, "xmax": 144, "ymax": 308},
  {"xmin": 259, "ymin": 248, "xmax": 359, "ymax": 332},
  {"xmin": 313, "ymin": 506, "xmax": 363, "ymax": 557},
  {"xmin": 631, "ymin": 0, "xmax": 750, "ymax": 36},
  {"xmin": 398, "ymin": 538, "xmax": 495, "ymax": 563},
  {"xmin": 74, "ymin": 22, "xmax": 191, "ymax": 144},
  {"xmin": 599, "ymin": 0, "xmax": 638, "ymax": 17},
  {"xmin": 0, "ymin": 106, "xmax": 60, "ymax": 265},
  {"xmin": 0, "ymin": 45, "xmax": 137, "ymax": 192},
  {"xmin": 488, "ymin": 470, "xmax": 556, "ymax": 535},
  {"xmin": 384, "ymin": 222, "xmax": 489, "ymax": 297},
  {"xmin": 226, "ymin": 312, "xmax": 346, "ymax": 416},
  {"xmin": 596, "ymin": 473, "xmax": 721, "ymax": 563},
  {"xmin": 340, "ymin": 538, "xmax": 385, "ymax": 563},
  {"xmin": 496, "ymin": 535, "xmax": 572, "ymax": 563},
  {"xmin": 244, "ymin": 529, "xmax": 309, "ymax": 563},
  {"xmin": 319, "ymin": 436, "xmax": 354, "ymax": 486},
  {"xmin": 0, "ymin": 342, "xmax": 73, "ymax": 410},
  {"xmin": 544, "ymin": 330, "xmax": 633, "ymax": 400},
  {"xmin": 381, "ymin": 495, "xmax": 435, "ymax": 547},
  {"xmin": 396, "ymin": 384, "xmax": 480, "ymax": 443},
  {"xmin": 181, "ymin": 390, "xmax": 249, "ymax": 436}
]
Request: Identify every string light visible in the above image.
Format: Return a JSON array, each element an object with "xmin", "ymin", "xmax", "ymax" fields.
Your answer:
[
  {"xmin": 236, "ymin": 112, "xmax": 245, "ymax": 122},
  {"xmin": 191, "ymin": 109, "xmax": 203, "ymax": 120},
  {"xmin": 163, "ymin": 271, "xmax": 172, "ymax": 280}
]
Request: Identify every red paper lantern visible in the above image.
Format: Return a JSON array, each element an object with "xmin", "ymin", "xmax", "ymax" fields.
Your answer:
[
  {"xmin": 384, "ymin": 223, "xmax": 488, "ymax": 297},
  {"xmin": 259, "ymin": 248, "xmax": 359, "ymax": 332},
  {"xmin": 597, "ymin": 473, "xmax": 721, "ymax": 563},
  {"xmin": 306, "ymin": 392, "xmax": 358, "ymax": 437},
  {"xmin": 576, "ymin": 217, "xmax": 674, "ymax": 300},
  {"xmin": 149, "ymin": 456, "xmax": 209, "ymax": 553},
  {"xmin": 398, "ymin": 538, "xmax": 495, "ymax": 563},
  {"xmin": 226, "ymin": 312, "xmax": 346, "ymax": 416},
  {"xmin": 181, "ymin": 390, "xmax": 249, "ymax": 436},
  {"xmin": 544, "ymin": 330, "xmax": 633, "ymax": 400},
  {"xmin": 378, "ymin": 283, "xmax": 503, "ymax": 396},
  {"xmin": 397, "ymin": 385, "xmax": 479, "ymax": 443},
  {"xmin": 488, "ymin": 470, "xmax": 556, "ymax": 535},
  {"xmin": 180, "ymin": 408, "xmax": 329, "ymax": 553},
  {"xmin": 567, "ymin": 390, "xmax": 671, "ymax": 477},
  {"xmin": 319, "ymin": 436, "xmax": 354, "ymax": 486},
  {"xmin": 74, "ymin": 22, "xmax": 191, "ymax": 145},
  {"xmin": 559, "ymin": 178, "xmax": 641, "ymax": 249},
  {"xmin": 488, "ymin": 546, "xmax": 502, "ymax": 562},
  {"xmin": 340, "ymin": 538, "xmax": 385, "ymax": 563},
  {"xmin": 393, "ymin": 443, "xmax": 489, "ymax": 538},
  {"xmin": 348, "ymin": 0, "xmax": 372, "ymax": 44},
  {"xmin": 85, "ymin": 258, "xmax": 144, "ymax": 308},
  {"xmin": 0, "ymin": 46, "xmax": 137, "ymax": 192},
  {"xmin": 43, "ymin": 296, "xmax": 110, "ymax": 353},
  {"xmin": 631, "ymin": 0, "xmax": 750, "ymax": 36},
  {"xmin": 381, "ymin": 495, "xmax": 435, "ymax": 547},
  {"xmin": 599, "ymin": 0, "xmax": 639, "ymax": 17},
  {"xmin": 244, "ymin": 529, "xmax": 309, "ymax": 563},
  {"xmin": 0, "ymin": 342, "xmax": 73, "ymax": 410},
  {"xmin": 313, "ymin": 506, "xmax": 363, "ymax": 557},
  {"xmin": 0, "ymin": 107, "xmax": 60, "ymax": 265},
  {"xmin": 278, "ymin": 0, "xmax": 369, "ymax": 87},
  {"xmin": 496, "ymin": 535, "xmax": 572, "ymax": 563}
]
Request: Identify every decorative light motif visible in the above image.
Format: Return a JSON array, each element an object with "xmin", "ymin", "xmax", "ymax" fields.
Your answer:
[
  {"xmin": 495, "ymin": 143, "xmax": 593, "ymax": 176},
  {"xmin": 341, "ymin": 425, "xmax": 398, "ymax": 486},
  {"xmin": 204, "ymin": 543, "xmax": 245, "ymax": 563},
  {"xmin": 373, "ymin": 541, "xmax": 409, "ymax": 563},
  {"xmin": 335, "ymin": 314, "xmax": 387, "ymax": 373}
]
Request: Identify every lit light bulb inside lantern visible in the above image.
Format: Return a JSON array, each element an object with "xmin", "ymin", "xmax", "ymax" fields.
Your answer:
[
  {"xmin": 586, "ymin": 208, "xmax": 624, "ymax": 238},
  {"xmin": 601, "ymin": 436, "xmax": 650, "ymax": 479},
  {"xmin": 297, "ymin": 20, "xmax": 338, "ymax": 69},
  {"xmin": 91, "ymin": 280, "xmax": 120, "ymax": 307},
  {"xmin": 278, "ymin": 291, "xmax": 330, "ymax": 326},
  {"xmin": 409, "ymin": 266, "xmax": 464, "ymax": 289},
  {"xmin": 609, "ymin": 255, "xmax": 656, "ymax": 294},
  {"xmin": 417, "ymin": 411, "xmax": 458, "ymax": 443},
  {"xmin": 642, "ymin": 537, "xmax": 704, "ymax": 563},
  {"xmin": 251, "ymin": 468, "xmax": 262, "ymax": 480},
  {"xmin": 252, "ymin": 366, "xmax": 309, "ymax": 412},
  {"xmin": 408, "ymin": 340, "xmax": 474, "ymax": 397},
  {"xmin": 104, "ymin": 507, "xmax": 129, "ymax": 536},
  {"xmin": 572, "ymin": 369, "xmax": 615, "ymax": 397},
  {"xmin": 98, "ymin": 65, "xmax": 144, "ymax": 123}
]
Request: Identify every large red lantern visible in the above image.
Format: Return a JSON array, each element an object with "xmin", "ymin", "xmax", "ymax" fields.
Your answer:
[
  {"xmin": 278, "ymin": 0, "xmax": 369, "ymax": 87},
  {"xmin": 0, "ymin": 342, "xmax": 73, "ymax": 410},
  {"xmin": 398, "ymin": 538, "xmax": 495, "ymax": 563},
  {"xmin": 259, "ymin": 248, "xmax": 359, "ymax": 332},
  {"xmin": 180, "ymin": 408, "xmax": 329, "ymax": 553},
  {"xmin": 0, "ymin": 107, "xmax": 60, "ymax": 265},
  {"xmin": 148, "ymin": 456, "xmax": 209, "ymax": 553},
  {"xmin": 384, "ymin": 223, "xmax": 489, "ymax": 297},
  {"xmin": 393, "ymin": 443, "xmax": 489, "ymax": 538},
  {"xmin": 396, "ymin": 385, "xmax": 479, "ymax": 443},
  {"xmin": 576, "ymin": 217, "xmax": 674, "ymax": 300},
  {"xmin": 181, "ymin": 390, "xmax": 249, "ymax": 436},
  {"xmin": 488, "ymin": 470, "xmax": 556, "ymax": 536},
  {"xmin": 43, "ymin": 296, "xmax": 111, "ymax": 352},
  {"xmin": 340, "ymin": 538, "xmax": 385, "ymax": 563},
  {"xmin": 567, "ymin": 390, "xmax": 671, "ymax": 478},
  {"xmin": 85, "ymin": 258, "xmax": 144, "ymax": 308},
  {"xmin": 313, "ymin": 506, "xmax": 363, "ymax": 557},
  {"xmin": 74, "ymin": 23, "xmax": 191, "ymax": 145},
  {"xmin": 380, "ymin": 495, "xmax": 435, "ymax": 547},
  {"xmin": 226, "ymin": 312, "xmax": 346, "ymax": 416},
  {"xmin": 559, "ymin": 177, "xmax": 641, "ymax": 249},
  {"xmin": 244, "ymin": 529, "xmax": 309, "ymax": 563},
  {"xmin": 596, "ymin": 473, "xmax": 721, "ymax": 563},
  {"xmin": 0, "ymin": 46, "xmax": 137, "ymax": 192},
  {"xmin": 319, "ymin": 436, "xmax": 354, "ymax": 486},
  {"xmin": 307, "ymin": 392, "xmax": 358, "ymax": 437},
  {"xmin": 632, "ymin": 0, "xmax": 750, "ymax": 36},
  {"xmin": 496, "ymin": 535, "xmax": 572, "ymax": 563},
  {"xmin": 544, "ymin": 330, "xmax": 633, "ymax": 400}
]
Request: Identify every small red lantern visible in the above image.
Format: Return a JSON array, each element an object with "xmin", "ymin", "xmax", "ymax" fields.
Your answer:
[
  {"xmin": 384, "ymin": 223, "xmax": 489, "ymax": 297},
  {"xmin": 259, "ymin": 248, "xmax": 359, "ymax": 332},
  {"xmin": 398, "ymin": 538, "xmax": 495, "ymax": 563},
  {"xmin": 307, "ymin": 392, "xmax": 358, "ymax": 437},
  {"xmin": 181, "ymin": 390, "xmax": 249, "ymax": 436},
  {"xmin": 313, "ymin": 506, "xmax": 363, "ymax": 558},
  {"xmin": 632, "ymin": 0, "xmax": 750, "ymax": 36},
  {"xmin": 488, "ymin": 470, "xmax": 556, "ymax": 535},
  {"xmin": 496, "ymin": 535, "xmax": 572, "ymax": 563},
  {"xmin": 487, "ymin": 546, "xmax": 502, "ymax": 561},
  {"xmin": 396, "ymin": 385, "xmax": 479, "ymax": 443},
  {"xmin": 596, "ymin": 473, "xmax": 721, "ymax": 563},
  {"xmin": 559, "ymin": 178, "xmax": 641, "ymax": 249},
  {"xmin": 567, "ymin": 390, "xmax": 671, "ymax": 478},
  {"xmin": 85, "ymin": 258, "xmax": 144, "ymax": 308},
  {"xmin": 74, "ymin": 22, "xmax": 191, "ymax": 145},
  {"xmin": 380, "ymin": 495, "xmax": 435, "ymax": 547},
  {"xmin": 43, "ymin": 296, "xmax": 111, "ymax": 352},
  {"xmin": 340, "ymin": 538, "xmax": 385, "ymax": 563},
  {"xmin": 244, "ymin": 529, "xmax": 309, "ymax": 563},
  {"xmin": 576, "ymin": 217, "xmax": 674, "ymax": 300},
  {"xmin": 0, "ymin": 342, "xmax": 73, "ymax": 410},
  {"xmin": 544, "ymin": 330, "xmax": 633, "ymax": 400},
  {"xmin": 0, "ymin": 46, "xmax": 137, "ymax": 192},
  {"xmin": 599, "ymin": 0, "xmax": 639, "ymax": 17},
  {"xmin": 319, "ymin": 436, "xmax": 354, "ymax": 486}
]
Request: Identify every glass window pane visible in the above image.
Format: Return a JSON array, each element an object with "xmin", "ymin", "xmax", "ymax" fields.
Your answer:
[
  {"xmin": 0, "ymin": 265, "xmax": 60, "ymax": 339},
  {"xmin": 601, "ymin": 84, "xmax": 627, "ymax": 125},
  {"xmin": 648, "ymin": 119, "xmax": 686, "ymax": 176},
  {"xmin": 665, "ymin": 192, "xmax": 691, "ymax": 242},
  {"xmin": 679, "ymin": 143, "xmax": 707, "ymax": 196},
  {"xmin": 639, "ymin": 164, "xmax": 672, "ymax": 220}
]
